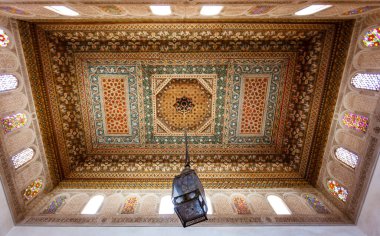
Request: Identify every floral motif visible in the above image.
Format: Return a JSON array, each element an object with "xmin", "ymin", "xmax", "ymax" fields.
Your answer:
[
  {"xmin": 0, "ymin": 6, "xmax": 30, "ymax": 15},
  {"xmin": 232, "ymin": 196, "xmax": 251, "ymax": 214},
  {"xmin": 43, "ymin": 196, "xmax": 67, "ymax": 214},
  {"xmin": 363, "ymin": 27, "xmax": 380, "ymax": 47},
  {"xmin": 0, "ymin": 29, "xmax": 10, "ymax": 47},
  {"xmin": 121, "ymin": 197, "xmax": 138, "ymax": 214},
  {"xmin": 174, "ymin": 96, "xmax": 194, "ymax": 114},
  {"xmin": 23, "ymin": 178, "xmax": 43, "ymax": 200},
  {"xmin": 304, "ymin": 194, "xmax": 329, "ymax": 214},
  {"xmin": 342, "ymin": 113, "xmax": 369, "ymax": 133},
  {"xmin": 1, "ymin": 113, "xmax": 27, "ymax": 133},
  {"xmin": 342, "ymin": 6, "xmax": 379, "ymax": 15},
  {"xmin": 327, "ymin": 180, "xmax": 348, "ymax": 202}
]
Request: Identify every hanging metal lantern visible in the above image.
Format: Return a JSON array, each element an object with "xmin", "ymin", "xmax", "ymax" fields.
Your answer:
[{"xmin": 172, "ymin": 131, "xmax": 208, "ymax": 227}]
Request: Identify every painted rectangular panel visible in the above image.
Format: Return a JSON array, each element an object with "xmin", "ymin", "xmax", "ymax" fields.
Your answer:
[
  {"xmin": 101, "ymin": 77, "xmax": 129, "ymax": 134},
  {"xmin": 239, "ymin": 76, "xmax": 269, "ymax": 135}
]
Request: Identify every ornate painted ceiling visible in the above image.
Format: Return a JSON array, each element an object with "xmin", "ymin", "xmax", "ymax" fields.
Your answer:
[
  {"xmin": 0, "ymin": 0, "xmax": 380, "ymax": 20},
  {"xmin": 19, "ymin": 20, "xmax": 353, "ymax": 189}
]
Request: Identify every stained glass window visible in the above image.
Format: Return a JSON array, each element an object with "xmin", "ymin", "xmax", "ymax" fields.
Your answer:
[
  {"xmin": 43, "ymin": 196, "xmax": 67, "ymax": 214},
  {"xmin": 11, "ymin": 148, "xmax": 34, "ymax": 169},
  {"xmin": 351, "ymin": 73, "xmax": 380, "ymax": 91},
  {"xmin": 304, "ymin": 194, "xmax": 329, "ymax": 214},
  {"xmin": 121, "ymin": 196, "xmax": 138, "ymax": 214},
  {"xmin": 327, "ymin": 180, "xmax": 348, "ymax": 202},
  {"xmin": 342, "ymin": 113, "xmax": 369, "ymax": 133},
  {"xmin": 232, "ymin": 196, "xmax": 251, "ymax": 214},
  {"xmin": 363, "ymin": 27, "xmax": 380, "ymax": 47},
  {"xmin": 1, "ymin": 113, "xmax": 27, "ymax": 133},
  {"xmin": 23, "ymin": 178, "xmax": 43, "ymax": 200},
  {"xmin": 0, "ymin": 74, "xmax": 18, "ymax": 92},
  {"xmin": 267, "ymin": 195, "xmax": 291, "ymax": 215},
  {"xmin": 0, "ymin": 29, "xmax": 9, "ymax": 47},
  {"xmin": 335, "ymin": 147, "xmax": 359, "ymax": 169}
]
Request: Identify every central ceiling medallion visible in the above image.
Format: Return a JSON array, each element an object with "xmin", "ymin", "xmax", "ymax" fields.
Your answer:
[
  {"xmin": 174, "ymin": 96, "xmax": 194, "ymax": 114},
  {"xmin": 152, "ymin": 74, "xmax": 217, "ymax": 136}
]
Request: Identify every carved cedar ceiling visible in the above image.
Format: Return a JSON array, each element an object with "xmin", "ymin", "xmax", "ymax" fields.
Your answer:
[{"xmin": 19, "ymin": 20, "xmax": 354, "ymax": 189}]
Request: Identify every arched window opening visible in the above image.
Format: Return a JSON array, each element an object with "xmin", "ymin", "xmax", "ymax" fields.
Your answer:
[
  {"xmin": 342, "ymin": 113, "xmax": 369, "ymax": 133},
  {"xmin": 335, "ymin": 147, "xmax": 359, "ymax": 169},
  {"xmin": 1, "ymin": 112, "xmax": 27, "ymax": 133},
  {"xmin": 267, "ymin": 195, "xmax": 291, "ymax": 215},
  {"xmin": 23, "ymin": 178, "xmax": 43, "ymax": 201},
  {"xmin": 0, "ymin": 29, "xmax": 10, "ymax": 47},
  {"xmin": 363, "ymin": 27, "xmax": 380, "ymax": 47},
  {"xmin": 0, "ymin": 74, "xmax": 18, "ymax": 92},
  {"xmin": 206, "ymin": 196, "xmax": 213, "ymax": 214},
  {"xmin": 158, "ymin": 195, "xmax": 174, "ymax": 214},
  {"xmin": 81, "ymin": 195, "xmax": 104, "ymax": 214},
  {"xmin": 304, "ymin": 194, "xmax": 329, "ymax": 214},
  {"xmin": 327, "ymin": 180, "xmax": 348, "ymax": 202},
  {"xmin": 121, "ymin": 196, "xmax": 138, "ymax": 214},
  {"xmin": 351, "ymin": 73, "xmax": 380, "ymax": 91},
  {"xmin": 232, "ymin": 196, "xmax": 251, "ymax": 214},
  {"xmin": 43, "ymin": 195, "xmax": 67, "ymax": 214},
  {"xmin": 11, "ymin": 148, "xmax": 34, "ymax": 169}
]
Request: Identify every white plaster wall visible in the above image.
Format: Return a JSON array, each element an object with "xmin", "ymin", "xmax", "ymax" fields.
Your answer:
[
  {"xmin": 0, "ymin": 179, "xmax": 14, "ymax": 236},
  {"xmin": 358, "ymin": 155, "xmax": 380, "ymax": 236},
  {"xmin": 6, "ymin": 226, "xmax": 365, "ymax": 236}
]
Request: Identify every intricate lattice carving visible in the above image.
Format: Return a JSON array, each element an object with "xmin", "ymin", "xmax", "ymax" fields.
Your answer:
[
  {"xmin": 101, "ymin": 77, "xmax": 129, "ymax": 134},
  {"xmin": 239, "ymin": 76, "xmax": 269, "ymax": 135},
  {"xmin": 0, "ymin": 74, "xmax": 18, "ymax": 92},
  {"xmin": 11, "ymin": 148, "xmax": 34, "ymax": 169}
]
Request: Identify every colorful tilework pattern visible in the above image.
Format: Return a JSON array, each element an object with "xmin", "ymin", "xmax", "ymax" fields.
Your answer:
[
  {"xmin": 304, "ymin": 194, "xmax": 329, "ymax": 214},
  {"xmin": 1, "ymin": 113, "xmax": 27, "ymax": 133},
  {"xmin": 363, "ymin": 27, "xmax": 380, "ymax": 47},
  {"xmin": 23, "ymin": 178, "xmax": 43, "ymax": 200},
  {"xmin": 101, "ymin": 77, "xmax": 129, "ymax": 134},
  {"xmin": 11, "ymin": 148, "xmax": 34, "ymax": 169},
  {"xmin": 342, "ymin": 113, "xmax": 369, "ymax": 133},
  {"xmin": 0, "ymin": 74, "xmax": 18, "ymax": 92},
  {"xmin": 342, "ymin": 6, "xmax": 380, "ymax": 15},
  {"xmin": 232, "ymin": 196, "xmax": 251, "ymax": 214},
  {"xmin": 43, "ymin": 196, "xmax": 67, "ymax": 214},
  {"xmin": 0, "ymin": 6, "xmax": 30, "ymax": 15},
  {"xmin": 87, "ymin": 65, "xmax": 139, "ymax": 144},
  {"xmin": 240, "ymin": 77, "xmax": 269, "ymax": 134},
  {"xmin": 327, "ymin": 180, "xmax": 348, "ymax": 202},
  {"xmin": 351, "ymin": 73, "xmax": 380, "ymax": 91},
  {"xmin": 121, "ymin": 197, "xmax": 138, "ymax": 214},
  {"xmin": 0, "ymin": 29, "xmax": 10, "ymax": 47},
  {"xmin": 335, "ymin": 147, "xmax": 359, "ymax": 169}
]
